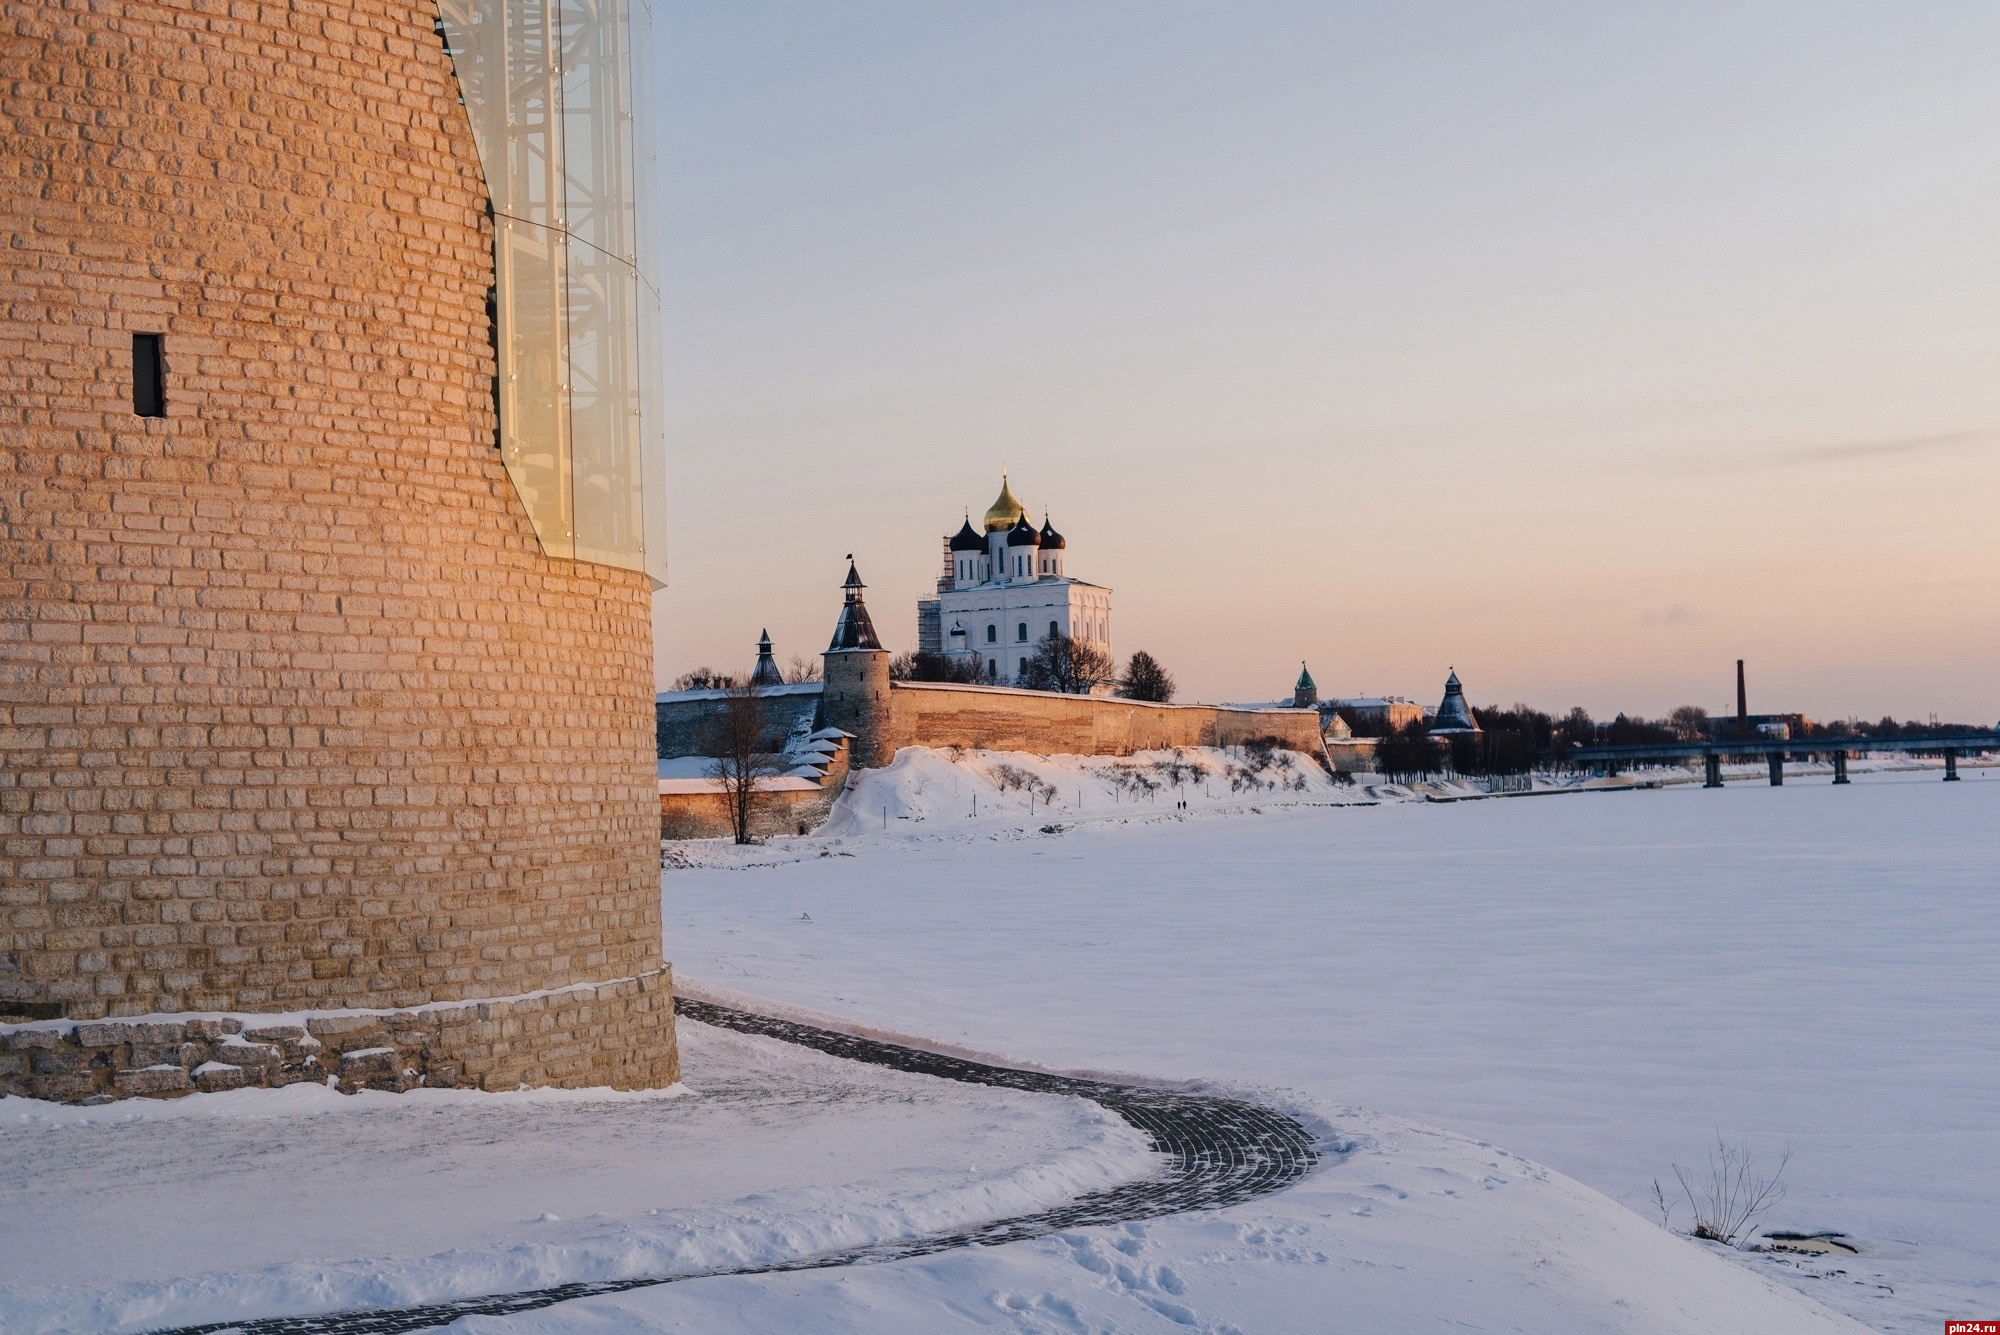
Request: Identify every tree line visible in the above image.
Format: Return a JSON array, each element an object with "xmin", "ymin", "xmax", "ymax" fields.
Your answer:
[
  {"xmin": 890, "ymin": 633, "xmax": 1177, "ymax": 703},
  {"xmin": 1369, "ymin": 702, "xmax": 1994, "ymax": 783}
]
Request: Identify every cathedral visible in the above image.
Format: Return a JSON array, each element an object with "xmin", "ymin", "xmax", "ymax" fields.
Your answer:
[{"xmin": 917, "ymin": 475, "xmax": 1115, "ymax": 684}]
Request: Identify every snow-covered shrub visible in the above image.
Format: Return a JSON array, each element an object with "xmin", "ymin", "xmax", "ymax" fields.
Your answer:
[
  {"xmin": 989, "ymin": 763, "xmax": 1057, "ymax": 803},
  {"xmin": 1670, "ymin": 1136, "xmax": 1791, "ymax": 1245}
]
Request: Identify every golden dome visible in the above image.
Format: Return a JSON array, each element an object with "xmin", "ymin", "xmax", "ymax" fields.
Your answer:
[{"xmin": 982, "ymin": 474, "xmax": 1027, "ymax": 531}]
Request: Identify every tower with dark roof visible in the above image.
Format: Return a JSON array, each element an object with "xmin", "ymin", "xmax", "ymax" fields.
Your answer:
[
  {"xmin": 1294, "ymin": 662, "xmax": 1318, "ymax": 709},
  {"xmin": 1430, "ymin": 669, "xmax": 1481, "ymax": 734},
  {"xmin": 749, "ymin": 630, "xmax": 784, "ymax": 687},
  {"xmin": 821, "ymin": 560, "xmax": 895, "ymax": 766}
]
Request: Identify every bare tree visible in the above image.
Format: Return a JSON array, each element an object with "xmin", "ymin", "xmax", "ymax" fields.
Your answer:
[
  {"xmin": 784, "ymin": 653, "xmax": 821, "ymax": 684},
  {"xmin": 671, "ymin": 666, "xmax": 737, "ymax": 692},
  {"xmin": 706, "ymin": 684, "xmax": 781, "ymax": 844},
  {"xmin": 890, "ymin": 649, "xmax": 985, "ymax": 683},
  {"xmin": 1375, "ymin": 719, "xmax": 1439, "ymax": 783},
  {"xmin": 1117, "ymin": 650, "xmax": 1175, "ymax": 703},
  {"xmin": 1668, "ymin": 705, "xmax": 1710, "ymax": 742},
  {"xmin": 1671, "ymin": 1135, "xmax": 1791, "ymax": 1244},
  {"xmin": 1017, "ymin": 631, "xmax": 1114, "ymax": 694}
]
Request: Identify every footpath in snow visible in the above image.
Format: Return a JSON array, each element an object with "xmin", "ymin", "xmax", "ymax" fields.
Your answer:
[{"xmin": 0, "ymin": 1019, "xmax": 1152, "ymax": 1333}]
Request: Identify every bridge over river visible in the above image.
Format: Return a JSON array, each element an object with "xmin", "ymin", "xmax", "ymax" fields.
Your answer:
[{"xmin": 1568, "ymin": 732, "xmax": 2000, "ymax": 787}]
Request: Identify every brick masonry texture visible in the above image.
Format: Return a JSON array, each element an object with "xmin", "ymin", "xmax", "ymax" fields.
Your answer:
[
  {"xmin": 0, "ymin": 966, "xmax": 677, "ymax": 1102},
  {"xmin": 660, "ymin": 683, "xmax": 1325, "ymax": 769},
  {"xmin": 0, "ymin": 0, "xmax": 665, "ymax": 1033},
  {"xmin": 883, "ymin": 682, "xmax": 1327, "ymax": 759},
  {"xmin": 657, "ymin": 735, "xmax": 850, "ymax": 841},
  {"xmin": 655, "ymin": 688, "xmax": 821, "ymax": 762}
]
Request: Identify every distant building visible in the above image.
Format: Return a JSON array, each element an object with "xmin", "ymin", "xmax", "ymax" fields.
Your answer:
[
  {"xmin": 1430, "ymin": 670, "xmax": 1481, "ymax": 735},
  {"xmin": 749, "ymin": 630, "xmax": 784, "ymax": 687},
  {"xmin": 1294, "ymin": 663, "xmax": 1318, "ymax": 709},
  {"xmin": 1709, "ymin": 660, "xmax": 1810, "ymax": 740},
  {"xmin": 1330, "ymin": 696, "xmax": 1426, "ymax": 736},
  {"xmin": 917, "ymin": 474, "xmax": 1114, "ymax": 686}
]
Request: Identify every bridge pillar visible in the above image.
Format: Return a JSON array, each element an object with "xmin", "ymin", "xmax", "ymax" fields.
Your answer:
[
  {"xmin": 1832, "ymin": 752, "xmax": 1849, "ymax": 784},
  {"xmin": 1944, "ymin": 749, "xmax": 1959, "ymax": 781},
  {"xmin": 1703, "ymin": 753, "xmax": 1722, "ymax": 788},
  {"xmin": 1767, "ymin": 753, "xmax": 1783, "ymax": 786}
]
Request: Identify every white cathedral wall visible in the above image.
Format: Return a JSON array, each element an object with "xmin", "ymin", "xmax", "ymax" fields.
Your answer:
[{"xmin": 939, "ymin": 579, "xmax": 1113, "ymax": 683}]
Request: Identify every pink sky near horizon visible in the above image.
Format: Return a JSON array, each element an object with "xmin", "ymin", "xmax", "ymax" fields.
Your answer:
[{"xmin": 649, "ymin": 2, "xmax": 2000, "ymax": 724}]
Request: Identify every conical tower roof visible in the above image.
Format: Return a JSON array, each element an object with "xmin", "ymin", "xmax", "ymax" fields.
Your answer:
[
  {"xmin": 1295, "ymin": 662, "xmax": 1316, "ymax": 694},
  {"xmin": 749, "ymin": 628, "xmax": 784, "ymax": 686},
  {"xmin": 827, "ymin": 559, "xmax": 883, "ymax": 652},
  {"xmin": 1431, "ymin": 668, "xmax": 1480, "ymax": 733}
]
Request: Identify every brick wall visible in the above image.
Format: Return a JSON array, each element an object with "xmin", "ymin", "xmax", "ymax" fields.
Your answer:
[
  {"xmin": 0, "ymin": 0, "xmax": 663, "ymax": 1022},
  {"xmin": 0, "ymin": 966, "xmax": 677, "ymax": 1102},
  {"xmin": 656, "ymin": 684, "xmax": 822, "ymax": 759},
  {"xmin": 658, "ymin": 735, "xmax": 850, "ymax": 841},
  {"xmin": 885, "ymin": 683, "xmax": 1326, "ymax": 759}
]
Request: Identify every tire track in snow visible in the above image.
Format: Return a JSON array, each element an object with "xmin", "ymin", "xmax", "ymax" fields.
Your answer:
[{"xmin": 157, "ymin": 997, "xmax": 1319, "ymax": 1335}]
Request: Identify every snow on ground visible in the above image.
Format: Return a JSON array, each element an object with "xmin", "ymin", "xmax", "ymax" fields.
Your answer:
[
  {"xmin": 0, "ymin": 1020, "xmax": 1152, "ymax": 1334},
  {"xmin": 637, "ymin": 753, "xmax": 1995, "ymax": 1333},
  {"xmin": 4, "ymin": 748, "xmax": 1987, "ymax": 1333},
  {"xmin": 468, "ymin": 1101, "xmax": 1863, "ymax": 1335},
  {"xmin": 815, "ymin": 743, "xmax": 1361, "ymax": 836}
]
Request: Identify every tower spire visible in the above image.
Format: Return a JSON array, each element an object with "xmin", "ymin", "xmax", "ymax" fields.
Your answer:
[{"xmin": 828, "ymin": 558, "xmax": 881, "ymax": 650}]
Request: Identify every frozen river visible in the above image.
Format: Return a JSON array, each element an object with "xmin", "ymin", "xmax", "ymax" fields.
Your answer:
[{"xmin": 659, "ymin": 763, "xmax": 1998, "ymax": 1332}]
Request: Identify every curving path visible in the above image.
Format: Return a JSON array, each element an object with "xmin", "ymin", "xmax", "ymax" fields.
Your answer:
[{"xmin": 158, "ymin": 997, "xmax": 1320, "ymax": 1335}]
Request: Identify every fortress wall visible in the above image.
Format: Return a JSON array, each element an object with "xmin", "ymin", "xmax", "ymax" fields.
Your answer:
[
  {"xmin": 885, "ymin": 683, "xmax": 1324, "ymax": 759},
  {"xmin": 1, "ymin": 0, "xmax": 664, "ymax": 1033},
  {"xmin": 656, "ymin": 685, "xmax": 822, "ymax": 759},
  {"xmin": 0, "ymin": 966, "xmax": 676, "ymax": 1103},
  {"xmin": 657, "ymin": 737, "xmax": 851, "ymax": 841}
]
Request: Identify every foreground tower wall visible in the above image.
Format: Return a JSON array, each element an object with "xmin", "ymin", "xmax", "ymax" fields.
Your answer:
[{"xmin": 0, "ymin": 0, "xmax": 667, "ymax": 1056}]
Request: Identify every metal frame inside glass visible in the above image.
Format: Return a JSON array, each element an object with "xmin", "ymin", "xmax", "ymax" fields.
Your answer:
[{"xmin": 436, "ymin": 0, "xmax": 667, "ymax": 585}]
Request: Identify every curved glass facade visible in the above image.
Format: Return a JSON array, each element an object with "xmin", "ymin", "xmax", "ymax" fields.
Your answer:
[{"xmin": 436, "ymin": 0, "xmax": 668, "ymax": 585}]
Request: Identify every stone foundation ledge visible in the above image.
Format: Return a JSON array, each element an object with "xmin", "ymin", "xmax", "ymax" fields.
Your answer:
[{"xmin": 0, "ymin": 968, "xmax": 678, "ymax": 1105}]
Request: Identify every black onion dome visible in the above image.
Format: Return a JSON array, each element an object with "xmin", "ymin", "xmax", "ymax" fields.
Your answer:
[
  {"xmin": 1006, "ymin": 514, "xmax": 1041, "ymax": 546},
  {"xmin": 1038, "ymin": 518, "xmax": 1066, "ymax": 550},
  {"xmin": 948, "ymin": 518, "xmax": 984, "ymax": 552}
]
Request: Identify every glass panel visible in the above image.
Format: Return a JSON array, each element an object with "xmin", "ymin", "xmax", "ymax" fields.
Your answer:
[
  {"xmin": 495, "ymin": 214, "xmax": 574, "ymax": 559},
  {"xmin": 559, "ymin": 0, "xmax": 644, "ymax": 571},
  {"xmin": 565, "ymin": 243, "xmax": 643, "ymax": 569},
  {"xmin": 436, "ymin": 0, "xmax": 663, "ymax": 581},
  {"xmin": 629, "ymin": 0, "xmax": 668, "ymax": 586}
]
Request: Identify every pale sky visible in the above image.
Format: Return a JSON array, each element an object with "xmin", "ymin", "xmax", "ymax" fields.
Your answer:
[{"xmin": 651, "ymin": 1, "xmax": 2000, "ymax": 723}]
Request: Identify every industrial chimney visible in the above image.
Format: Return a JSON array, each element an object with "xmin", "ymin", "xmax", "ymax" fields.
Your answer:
[{"xmin": 1736, "ymin": 659, "xmax": 1748, "ymax": 725}]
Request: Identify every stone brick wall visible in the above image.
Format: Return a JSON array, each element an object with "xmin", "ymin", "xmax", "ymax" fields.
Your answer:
[
  {"xmin": 658, "ymin": 736, "xmax": 850, "ymax": 841},
  {"xmin": 0, "ymin": 0, "xmax": 662, "ymax": 1022},
  {"xmin": 885, "ymin": 683, "xmax": 1325, "ymax": 760},
  {"xmin": 0, "ymin": 966, "xmax": 677, "ymax": 1102},
  {"xmin": 650, "ymin": 673, "xmax": 1325, "ymax": 774},
  {"xmin": 1322, "ymin": 737, "xmax": 1381, "ymax": 774},
  {"xmin": 656, "ymin": 684, "xmax": 822, "ymax": 759}
]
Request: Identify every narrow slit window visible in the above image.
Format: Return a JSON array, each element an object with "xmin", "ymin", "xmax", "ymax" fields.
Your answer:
[{"xmin": 132, "ymin": 333, "xmax": 165, "ymax": 417}]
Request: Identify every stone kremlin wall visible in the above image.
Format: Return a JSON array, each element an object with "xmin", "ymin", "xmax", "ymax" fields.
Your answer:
[
  {"xmin": 656, "ymin": 681, "xmax": 1327, "ymax": 775},
  {"xmin": 884, "ymin": 683, "xmax": 1326, "ymax": 757},
  {"xmin": 1, "ymin": 0, "xmax": 672, "ymax": 1092}
]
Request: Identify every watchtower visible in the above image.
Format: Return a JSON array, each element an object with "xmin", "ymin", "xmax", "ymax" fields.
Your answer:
[{"xmin": 821, "ymin": 561, "xmax": 895, "ymax": 767}]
